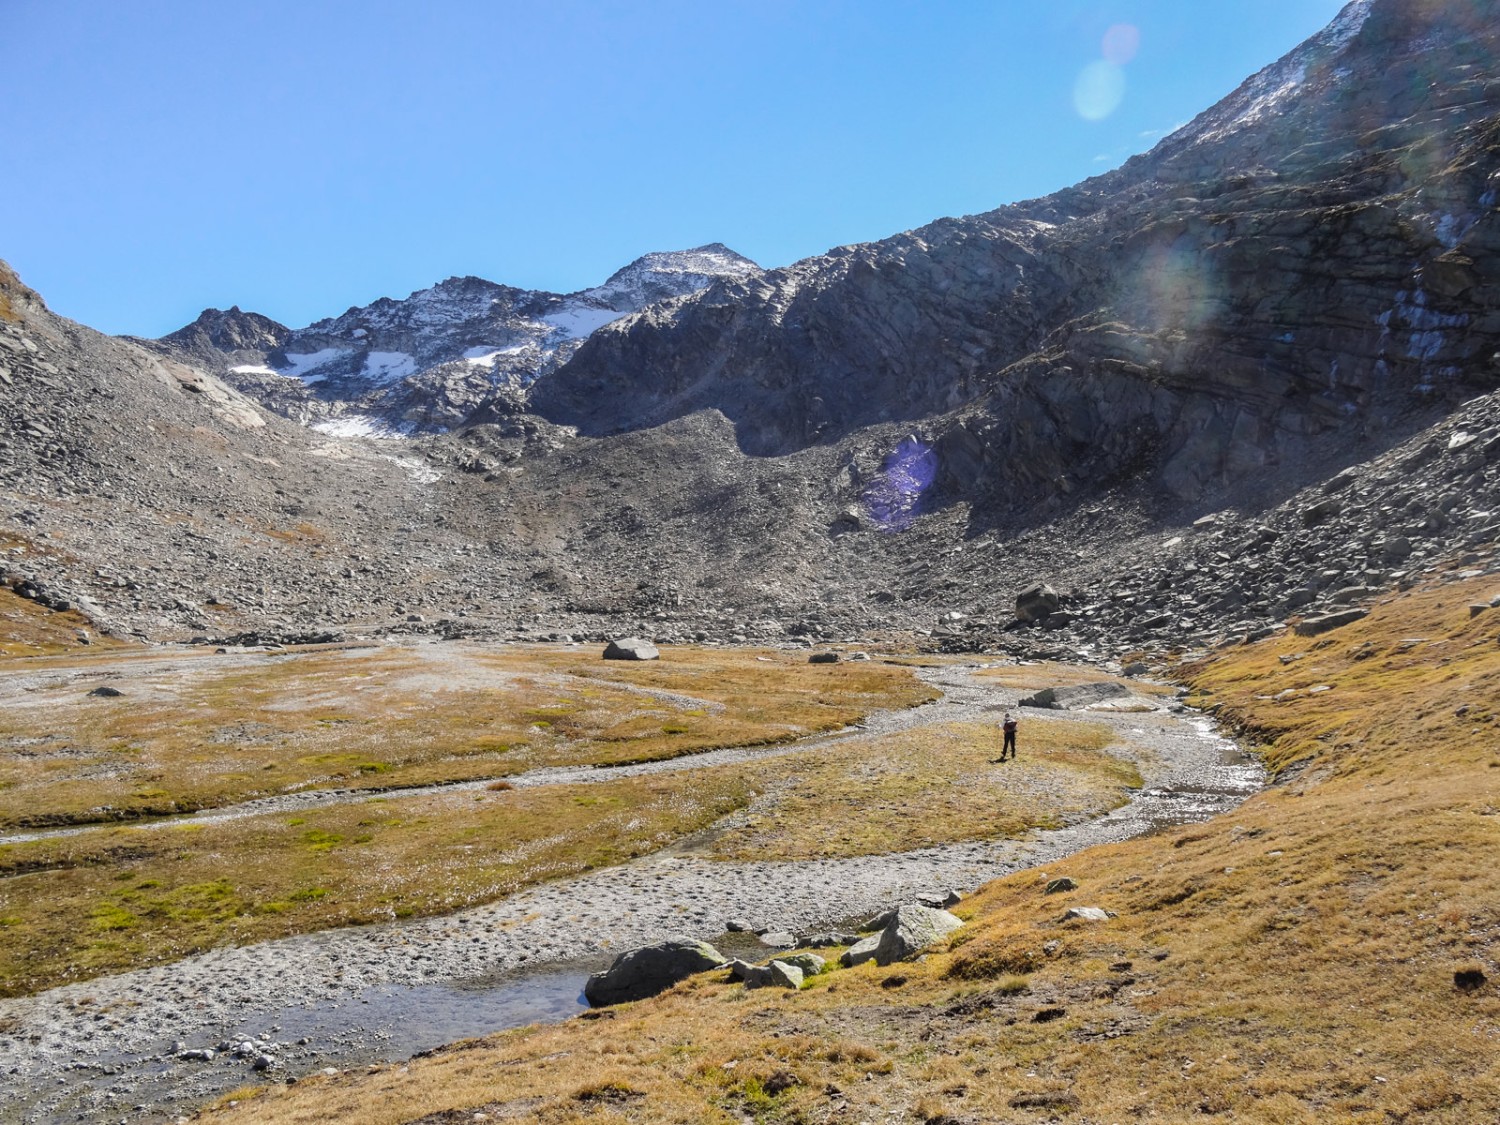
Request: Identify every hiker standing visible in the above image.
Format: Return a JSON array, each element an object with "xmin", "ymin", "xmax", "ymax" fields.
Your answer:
[{"xmin": 1001, "ymin": 713, "xmax": 1018, "ymax": 760}]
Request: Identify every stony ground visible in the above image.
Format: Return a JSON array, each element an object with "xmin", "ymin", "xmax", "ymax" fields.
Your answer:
[{"xmin": 0, "ymin": 661, "xmax": 1259, "ymax": 1124}]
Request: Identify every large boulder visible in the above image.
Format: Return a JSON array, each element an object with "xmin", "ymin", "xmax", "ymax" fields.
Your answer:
[
  {"xmin": 583, "ymin": 938, "xmax": 726, "ymax": 1006},
  {"xmin": 1019, "ymin": 681, "xmax": 1132, "ymax": 710},
  {"xmin": 1293, "ymin": 608, "xmax": 1368, "ymax": 637},
  {"xmin": 873, "ymin": 904, "xmax": 964, "ymax": 966},
  {"xmin": 1015, "ymin": 583, "xmax": 1061, "ymax": 623},
  {"xmin": 603, "ymin": 637, "xmax": 660, "ymax": 661}
]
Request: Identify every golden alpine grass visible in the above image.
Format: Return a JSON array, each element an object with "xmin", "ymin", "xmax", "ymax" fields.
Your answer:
[
  {"xmin": 202, "ymin": 572, "xmax": 1500, "ymax": 1124},
  {"xmin": 0, "ymin": 642, "xmax": 936, "ymax": 828},
  {"xmin": 704, "ymin": 718, "xmax": 1139, "ymax": 861},
  {"xmin": 0, "ymin": 772, "xmax": 754, "ymax": 997},
  {"xmin": 0, "ymin": 670, "xmax": 1126, "ymax": 997}
]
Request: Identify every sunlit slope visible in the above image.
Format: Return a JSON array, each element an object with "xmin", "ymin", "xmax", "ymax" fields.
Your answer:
[{"xmin": 204, "ymin": 573, "xmax": 1500, "ymax": 1125}]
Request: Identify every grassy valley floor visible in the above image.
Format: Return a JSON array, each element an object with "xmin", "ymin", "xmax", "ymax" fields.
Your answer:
[{"xmin": 195, "ymin": 573, "xmax": 1500, "ymax": 1124}]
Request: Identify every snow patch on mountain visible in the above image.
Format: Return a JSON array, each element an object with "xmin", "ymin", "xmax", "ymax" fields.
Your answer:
[
  {"xmin": 542, "ymin": 304, "xmax": 625, "ymax": 338},
  {"xmin": 361, "ymin": 351, "xmax": 419, "ymax": 382},
  {"xmin": 166, "ymin": 244, "xmax": 760, "ymax": 436},
  {"xmin": 311, "ymin": 415, "xmax": 409, "ymax": 439},
  {"xmin": 279, "ymin": 348, "xmax": 351, "ymax": 382}
]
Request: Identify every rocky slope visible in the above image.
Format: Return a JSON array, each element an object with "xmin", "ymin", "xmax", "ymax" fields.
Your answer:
[
  {"xmin": 146, "ymin": 244, "xmax": 759, "ymax": 436},
  {"xmin": 4, "ymin": 0, "xmax": 1500, "ymax": 653},
  {"xmin": 533, "ymin": 0, "xmax": 1500, "ymax": 507}
]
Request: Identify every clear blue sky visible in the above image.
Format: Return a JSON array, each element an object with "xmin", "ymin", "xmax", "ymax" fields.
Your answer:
[{"xmin": 4, "ymin": 0, "xmax": 1349, "ymax": 337}]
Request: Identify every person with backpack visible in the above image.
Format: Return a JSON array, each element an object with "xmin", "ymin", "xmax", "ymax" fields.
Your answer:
[{"xmin": 1000, "ymin": 713, "xmax": 1018, "ymax": 761}]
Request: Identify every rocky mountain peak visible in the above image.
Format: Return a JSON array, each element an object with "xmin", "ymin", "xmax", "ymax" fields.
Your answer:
[
  {"xmin": 161, "ymin": 306, "xmax": 291, "ymax": 356},
  {"xmin": 7, "ymin": 1, "xmax": 1500, "ymax": 676},
  {"xmin": 587, "ymin": 243, "xmax": 761, "ymax": 311},
  {"xmin": 147, "ymin": 246, "xmax": 759, "ymax": 437},
  {"xmin": 534, "ymin": 0, "xmax": 1500, "ymax": 512}
]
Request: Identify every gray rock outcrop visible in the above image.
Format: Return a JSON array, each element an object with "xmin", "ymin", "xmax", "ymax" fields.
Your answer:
[
  {"xmin": 583, "ymin": 938, "xmax": 727, "ymax": 1006},
  {"xmin": 147, "ymin": 246, "xmax": 760, "ymax": 436},
  {"xmin": 1015, "ymin": 584, "xmax": 1062, "ymax": 623},
  {"xmin": 727, "ymin": 957, "xmax": 809, "ymax": 990},
  {"xmin": 840, "ymin": 935, "xmax": 882, "ymax": 968},
  {"xmin": 1293, "ymin": 608, "xmax": 1369, "ymax": 637},
  {"xmin": 1019, "ymin": 682, "xmax": 1132, "ymax": 710},
  {"xmin": 603, "ymin": 637, "xmax": 660, "ymax": 661},
  {"xmin": 873, "ymin": 904, "xmax": 965, "ymax": 966}
]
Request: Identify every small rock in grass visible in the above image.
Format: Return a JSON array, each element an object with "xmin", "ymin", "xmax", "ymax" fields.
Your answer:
[
  {"xmin": 729, "ymin": 958, "xmax": 807, "ymax": 989},
  {"xmin": 87, "ymin": 685, "xmax": 124, "ymax": 698},
  {"xmin": 765, "ymin": 961, "xmax": 804, "ymax": 989},
  {"xmin": 1293, "ymin": 608, "xmax": 1367, "ymax": 637},
  {"xmin": 1043, "ymin": 877, "xmax": 1079, "ymax": 895},
  {"xmin": 775, "ymin": 952, "xmax": 826, "ymax": 977},
  {"xmin": 840, "ymin": 935, "xmax": 881, "ymax": 968},
  {"xmin": 808, "ymin": 652, "xmax": 839, "ymax": 664},
  {"xmin": 602, "ymin": 637, "xmax": 659, "ymax": 661},
  {"xmin": 726, "ymin": 959, "xmax": 765, "ymax": 984},
  {"xmin": 1061, "ymin": 907, "xmax": 1113, "ymax": 923}
]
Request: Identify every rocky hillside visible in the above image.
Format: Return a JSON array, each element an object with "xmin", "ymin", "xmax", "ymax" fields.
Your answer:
[
  {"xmin": 4, "ymin": 0, "xmax": 1500, "ymax": 653},
  {"xmin": 146, "ymin": 244, "xmax": 759, "ymax": 436},
  {"xmin": 534, "ymin": 0, "xmax": 1500, "ymax": 510}
]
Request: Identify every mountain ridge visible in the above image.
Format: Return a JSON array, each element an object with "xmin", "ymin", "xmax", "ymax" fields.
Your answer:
[
  {"xmin": 3, "ymin": 0, "xmax": 1500, "ymax": 659},
  {"xmin": 145, "ymin": 243, "xmax": 759, "ymax": 436}
]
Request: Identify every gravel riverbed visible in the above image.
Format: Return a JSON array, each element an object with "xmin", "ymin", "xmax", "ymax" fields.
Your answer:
[{"xmin": 0, "ymin": 663, "xmax": 1262, "ymax": 1124}]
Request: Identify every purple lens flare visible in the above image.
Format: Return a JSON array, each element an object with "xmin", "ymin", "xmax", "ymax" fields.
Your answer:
[{"xmin": 863, "ymin": 436, "xmax": 938, "ymax": 531}]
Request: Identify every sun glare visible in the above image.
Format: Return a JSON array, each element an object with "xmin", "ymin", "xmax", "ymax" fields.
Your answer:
[{"xmin": 1074, "ymin": 59, "xmax": 1126, "ymax": 121}]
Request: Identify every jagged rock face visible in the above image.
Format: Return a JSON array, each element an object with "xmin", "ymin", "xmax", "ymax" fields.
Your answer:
[
  {"xmin": 535, "ymin": 0, "xmax": 1500, "ymax": 508},
  {"xmin": 149, "ymin": 244, "xmax": 758, "ymax": 436},
  {"xmin": 155, "ymin": 307, "xmax": 291, "ymax": 365}
]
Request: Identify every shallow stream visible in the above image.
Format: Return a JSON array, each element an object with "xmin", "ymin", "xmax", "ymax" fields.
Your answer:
[{"xmin": 1, "ymin": 663, "xmax": 1264, "ymax": 1124}]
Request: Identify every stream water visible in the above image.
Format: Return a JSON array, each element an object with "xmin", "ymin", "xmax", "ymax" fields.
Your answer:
[{"xmin": 3, "ymin": 668, "xmax": 1265, "ymax": 1124}]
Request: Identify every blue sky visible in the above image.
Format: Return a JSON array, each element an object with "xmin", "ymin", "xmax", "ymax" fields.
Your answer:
[{"xmin": 5, "ymin": 0, "xmax": 1348, "ymax": 336}]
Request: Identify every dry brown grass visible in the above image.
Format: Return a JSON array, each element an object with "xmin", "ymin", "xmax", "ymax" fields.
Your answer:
[
  {"xmin": 705, "ymin": 718, "xmax": 1139, "ymax": 861},
  {"xmin": 0, "ymin": 770, "xmax": 753, "ymax": 996},
  {"xmin": 0, "ymin": 646, "xmax": 938, "ymax": 995},
  {"xmin": 0, "ymin": 588, "xmax": 129, "ymax": 657},
  {"xmin": 203, "ymin": 574, "xmax": 1500, "ymax": 1124},
  {"xmin": 0, "ymin": 643, "xmax": 935, "ymax": 828}
]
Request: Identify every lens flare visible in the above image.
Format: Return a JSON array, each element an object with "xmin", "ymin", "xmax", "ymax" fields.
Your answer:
[
  {"xmin": 863, "ymin": 436, "xmax": 938, "ymax": 532},
  {"xmin": 1074, "ymin": 60, "xmax": 1125, "ymax": 121},
  {"xmin": 1102, "ymin": 23, "xmax": 1140, "ymax": 66}
]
